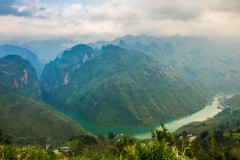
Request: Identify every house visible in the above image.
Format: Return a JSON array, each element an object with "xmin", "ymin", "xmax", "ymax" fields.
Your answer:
[{"xmin": 59, "ymin": 147, "xmax": 70, "ymax": 153}]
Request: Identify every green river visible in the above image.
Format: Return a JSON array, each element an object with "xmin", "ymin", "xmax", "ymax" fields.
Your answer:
[{"xmin": 56, "ymin": 95, "xmax": 226, "ymax": 139}]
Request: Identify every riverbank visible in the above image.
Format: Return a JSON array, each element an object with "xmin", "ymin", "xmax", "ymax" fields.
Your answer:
[
  {"xmin": 134, "ymin": 95, "xmax": 226, "ymax": 138},
  {"xmin": 54, "ymin": 95, "xmax": 227, "ymax": 139}
]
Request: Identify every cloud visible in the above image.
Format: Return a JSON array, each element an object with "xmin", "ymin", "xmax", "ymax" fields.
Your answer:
[
  {"xmin": 0, "ymin": 0, "xmax": 56, "ymax": 18},
  {"xmin": 208, "ymin": 0, "xmax": 240, "ymax": 13},
  {"xmin": 124, "ymin": 0, "xmax": 205, "ymax": 21},
  {"xmin": 0, "ymin": 0, "xmax": 33, "ymax": 17},
  {"xmin": 0, "ymin": 0, "xmax": 239, "ymax": 39}
]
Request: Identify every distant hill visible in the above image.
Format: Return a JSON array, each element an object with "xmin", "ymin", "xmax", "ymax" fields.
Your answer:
[
  {"xmin": 40, "ymin": 44, "xmax": 206, "ymax": 127},
  {"xmin": 0, "ymin": 44, "xmax": 43, "ymax": 77},
  {"xmin": 0, "ymin": 56, "xmax": 87, "ymax": 145}
]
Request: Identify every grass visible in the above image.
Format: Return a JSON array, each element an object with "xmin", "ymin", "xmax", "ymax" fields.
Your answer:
[{"xmin": 0, "ymin": 92, "xmax": 87, "ymax": 146}]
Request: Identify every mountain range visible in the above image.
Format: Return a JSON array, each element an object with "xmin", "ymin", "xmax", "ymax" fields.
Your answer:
[{"xmin": 89, "ymin": 35, "xmax": 240, "ymax": 94}]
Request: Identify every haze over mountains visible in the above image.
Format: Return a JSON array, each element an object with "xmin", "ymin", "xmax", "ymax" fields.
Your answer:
[
  {"xmin": 90, "ymin": 35, "xmax": 240, "ymax": 93},
  {"xmin": 0, "ymin": 38, "xmax": 78, "ymax": 63},
  {"xmin": 0, "ymin": 44, "xmax": 43, "ymax": 77}
]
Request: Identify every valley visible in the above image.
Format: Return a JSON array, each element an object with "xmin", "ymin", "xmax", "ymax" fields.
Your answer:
[{"xmin": 1, "ymin": 0, "xmax": 240, "ymax": 158}]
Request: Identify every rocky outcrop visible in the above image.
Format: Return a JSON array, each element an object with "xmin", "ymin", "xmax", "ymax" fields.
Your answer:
[{"xmin": 0, "ymin": 55, "xmax": 40, "ymax": 99}]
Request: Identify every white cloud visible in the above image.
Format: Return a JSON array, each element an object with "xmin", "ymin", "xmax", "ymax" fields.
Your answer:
[
  {"xmin": 0, "ymin": 0, "xmax": 239, "ymax": 41},
  {"xmin": 61, "ymin": 4, "xmax": 86, "ymax": 20}
]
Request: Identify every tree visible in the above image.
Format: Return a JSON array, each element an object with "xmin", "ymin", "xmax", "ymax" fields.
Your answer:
[
  {"xmin": 115, "ymin": 135, "xmax": 135, "ymax": 153},
  {"xmin": 123, "ymin": 144, "xmax": 138, "ymax": 159},
  {"xmin": 108, "ymin": 132, "xmax": 115, "ymax": 140},
  {"xmin": 214, "ymin": 130, "xmax": 224, "ymax": 144},
  {"xmin": 151, "ymin": 121, "xmax": 174, "ymax": 145},
  {"xmin": 97, "ymin": 133, "xmax": 105, "ymax": 143},
  {"xmin": 137, "ymin": 139, "xmax": 177, "ymax": 160},
  {"xmin": 199, "ymin": 130, "xmax": 209, "ymax": 140},
  {"xmin": 0, "ymin": 130, "xmax": 11, "ymax": 145},
  {"xmin": 208, "ymin": 137, "xmax": 216, "ymax": 158}
]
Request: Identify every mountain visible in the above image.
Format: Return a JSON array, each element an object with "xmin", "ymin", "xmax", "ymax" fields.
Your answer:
[
  {"xmin": 89, "ymin": 35, "xmax": 240, "ymax": 94},
  {"xmin": 40, "ymin": 44, "xmax": 206, "ymax": 127},
  {"xmin": 0, "ymin": 44, "xmax": 43, "ymax": 77},
  {"xmin": 0, "ymin": 55, "xmax": 87, "ymax": 145},
  {"xmin": 0, "ymin": 55, "xmax": 40, "ymax": 99}
]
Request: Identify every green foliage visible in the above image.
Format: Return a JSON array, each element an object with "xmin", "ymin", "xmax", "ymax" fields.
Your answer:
[
  {"xmin": 115, "ymin": 135, "xmax": 136, "ymax": 153},
  {"xmin": 175, "ymin": 94, "xmax": 240, "ymax": 160},
  {"xmin": 0, "ymin": 130, "xmax": 11, "ymax": 145},
  {"xmin": 151, "ymin": 121, "xmax": 175, "ymax": 145},
  {"xmin": 214, "ymin": 130, "xmax": 224, "ymax": 144},
  {"xmin": 97, "ymin": 133, "xmax": 105, "ymax": 143},
  {"xmin": 190, "ymin": 129, "xmax": 240, "ymax": 160},
  {"xmin": 69, "ymin": 135, "xmax": 98, "ymax": 145},
  {"xmin": 0, "ymin": 145, "xmax": 65, "ymax": 159},
  {"xmin": 108, "ymin": 132, "xmax": 115, "ymax": 139},
  {"xmin": 0, "ymin": 122, "xmax": 191, "ymax": 160}
]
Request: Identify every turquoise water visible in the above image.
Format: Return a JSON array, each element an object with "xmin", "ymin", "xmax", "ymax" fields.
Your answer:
[
  {"xmin": 135, "ymin": 95, "xmax": 224, "ymax": 138},
  {"xmin": 56, "ymin": 95, "xmax": 224, "ymax": 139}
]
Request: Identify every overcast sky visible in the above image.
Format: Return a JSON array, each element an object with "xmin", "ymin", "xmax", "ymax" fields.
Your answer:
[{"xmin": 0, "ymin": 0, "xmax": 240, "ymax": 41}]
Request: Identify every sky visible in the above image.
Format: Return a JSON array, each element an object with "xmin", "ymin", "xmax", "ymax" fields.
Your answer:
[{"xmin": 0, "ymin": 0, "xmax": 240, "ymax": 41}]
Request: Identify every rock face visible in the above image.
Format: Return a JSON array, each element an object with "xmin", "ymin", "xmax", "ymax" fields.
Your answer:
[
  {"xmin": 0, "ymin": 55, "xmax": 40, "ymax": 99},
  {"xmin": 40, "ymin": 44, "xmax": 207, "ymax": 127},
  {"xmin": 0, "ymin": 44, "xmax": 43, "ymax": 77}
]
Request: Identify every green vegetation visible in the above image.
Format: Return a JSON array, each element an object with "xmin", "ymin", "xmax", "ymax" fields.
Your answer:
[
  {"xmin": 1, "ymin": 120, "xmax": 240, "ymax": 160},
  {"xmin": 186, "ymin": 129, "xmax": 240, "ymax": 159},
  {"xmin": 40, "ymin": 44, "xmax": 206, "ymax": 127},
  {"xmin": 0, "ymin": 123, "xmax": 190, "ymax": 160},
  {"xmin": 0, "ymin": 145, "xmax": 65, "ymax": 159},
  {"xmin": 174, "ymin": 95, "xmax": 240, "ymax": 159}
]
